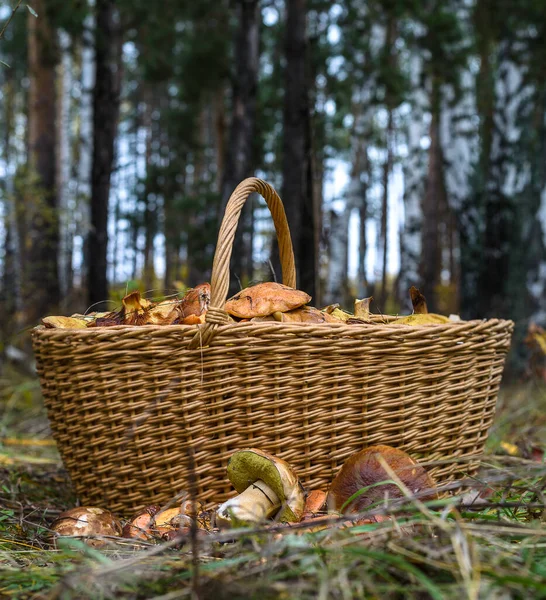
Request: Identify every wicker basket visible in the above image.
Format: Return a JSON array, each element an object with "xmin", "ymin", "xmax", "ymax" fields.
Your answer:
[{"xmin": 32, "ymin": 177, "xmax": 514, "ymax": 516}]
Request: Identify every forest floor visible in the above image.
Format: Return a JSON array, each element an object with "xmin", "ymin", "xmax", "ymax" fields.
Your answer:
[{"xmin": 0, "ymin": 365, "xmax": 545, "ymax": 599}]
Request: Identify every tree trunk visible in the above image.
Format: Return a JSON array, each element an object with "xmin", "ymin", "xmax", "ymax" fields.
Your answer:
[
  {"xmin": 25, "ymin": 0, "xmax": 60, "ymax": 326},
  {"xmin": 88, "ymin": 0, "xmax": 122, "ymax": 307},
  {"xmin": 142, "ymin": 85, "xmax": 156, "ymax": 292},
  {"xmin": 214, "ymin": 86, "xmax": 226, "ymax": 193},
  {"xmin": 399, "ymin": 53, "xmax": 427, "ymax": 310},
  {"xmin": 57, "ymin": 30, "xmax": 74, "ymax": 307},
  {"xmin": 378, "ymin": 107, "xmax": 393, "ymax": 310},
  {"xmin": 0, "ymin": 67, "xmax": 20, "ymax": 337},
  {"xmin": 419, "ymin": 77, "xmax": 444, "ymax": 313},
  {"xmin": 74, "ymin": 7, "xmax": 95, "ymax": 294},
  {"xmin": 221, "ymin": 0, "xmax": 260, "ymax": 294},
  {"xmin": 281, "ymin": 0, "xmax": 316, "ymax": 298}
]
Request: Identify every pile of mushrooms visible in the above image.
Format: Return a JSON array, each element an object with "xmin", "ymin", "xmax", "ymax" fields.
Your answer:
[
  {"xmin": 42, "ymin": 278, "xmax": 462, "ymax": 330},
  {"xmin": 49, "ymin": 445, "xmax": 437, "ymax": 548}
]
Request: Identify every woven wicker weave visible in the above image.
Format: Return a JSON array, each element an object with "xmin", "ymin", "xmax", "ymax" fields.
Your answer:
[{"xmin": 32, "ymin": 177, "xmax": 514, "ymax": 516}]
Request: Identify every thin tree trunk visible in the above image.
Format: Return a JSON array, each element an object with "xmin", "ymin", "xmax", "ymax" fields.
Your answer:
[
  {"xmin": 281, "ymin": 0, "xmax": 316, "ymax": 297},
  {"xmin": 379, "ymin": 107, "xmax": 393, "ymax": 309},
  {"xmin": 57, "ymin": 30, "xmax": 74, "ymax": 307},
  {"xmin": 214, "ymin": 86, "xmax": 226, "ymax": 194},
  {"xmin": 88, "ymin": 0, "xmax": 122, "ymax": 306},
  {"xmin": 142, "ymin": 85, "xmax": 156, "ymax": 292},
  {"xmin": 25, "ymin": 0, "xmax": 60, "ymax": 326},
  {"xmin": 0, "ymin": 67, "xmax": 20, "ymax": 335},
  {"xmin": 377, "ymin": 16, "xmax": 396, "ymax": 311},
  {"xmin": 221, "ymin": 0, "xmax": 260, "ymax": 293},
  {"xmin": 75, "ymin": 8, "xmax": 94, "ymax": 293},
  {"xmin": 419, "ymin": 77, "xmax": 444, "ymax": 312}
]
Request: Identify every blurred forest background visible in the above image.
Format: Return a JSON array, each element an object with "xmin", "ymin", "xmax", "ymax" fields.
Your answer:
[{"xmin": 0, "ymin": 0, "xmax": 545, "ymax": 372}]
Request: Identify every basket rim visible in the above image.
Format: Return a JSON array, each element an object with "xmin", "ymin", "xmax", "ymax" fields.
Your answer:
[{"xmin": 31, "ymin": 317, "xmax": 515, "ymax": 341}]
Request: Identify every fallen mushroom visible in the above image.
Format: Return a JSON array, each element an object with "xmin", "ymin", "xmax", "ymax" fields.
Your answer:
[
  {"xmin": 122, "ymin": 500, "xmax": 204, "ymax": 541},
  {"xmin": 327, "ymin": 445, "xmax": 437, "ymax": 514},
  {"xmin": 215, "ymin": 448, "xmax": 305, "ymax": 528},
  {"xmin": 50, "ymin": 506, "xmax": 122, "ymax": 548},
  {"xmin": 225, "ymin": 282, "xmax": 311, "ymax": 319},
  {"xmin": 302, "ymin": 490, "xmax": 328, "ymax": 519},
  {"xmin": 122, "ymin": 504, "xmax": 162, "ymax": 540}
]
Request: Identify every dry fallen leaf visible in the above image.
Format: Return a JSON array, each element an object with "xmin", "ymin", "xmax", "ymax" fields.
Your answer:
[{"xmin": 42, "ymin": 316, "xmax": 89, "ymax": 329}]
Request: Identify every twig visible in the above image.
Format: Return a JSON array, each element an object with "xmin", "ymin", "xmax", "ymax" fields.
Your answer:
[
  {"xmin": 0, "ymin": 0, "xmax": 24, "ymax": 42},
  {"xmin": 187, "ymin": 446, "xmax": 201, "ymax": 600}
]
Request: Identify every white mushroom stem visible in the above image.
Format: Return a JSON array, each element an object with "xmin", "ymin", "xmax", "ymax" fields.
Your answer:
[{"xmin": 216, "ymin": 480, "xmax": 280, "ymax": 527}]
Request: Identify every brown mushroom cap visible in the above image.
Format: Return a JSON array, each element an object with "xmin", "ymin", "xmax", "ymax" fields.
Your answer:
[
  {"xmin": 273, "ymin": 306, "xmax": 342, "ymax": 323},
  {"xmin": 51, "ymin": 507, "xmax": 122, "ymax": 547},
  {"xmin": 179, "ymin": 283, "xmax": 211, "ymax": 319},
  {"xmin": 328, "ymin": 445, "xmax": 437, "ymax": 514},
  {"xmin": 122, "ymin": 504, "xmax": 162, "ymax": 540},
  {"xmin": 225, "ymin": 282, "xmax": 311, "ymax": 319}
]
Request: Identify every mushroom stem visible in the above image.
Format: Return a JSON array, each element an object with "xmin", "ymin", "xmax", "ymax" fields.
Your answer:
[{"xmin": 216, "ymin": 480, "xmax": 280, "ymax": 527}]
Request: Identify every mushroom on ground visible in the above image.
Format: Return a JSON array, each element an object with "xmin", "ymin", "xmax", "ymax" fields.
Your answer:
[
  {"xmin": 50, "ymin": 507, "xmax": 122, "ymax": 548},
  {"xmin": 215, "ymin": 448, "xmax": 305, "ymax": 528},
  {"xmin": 327, "ymin": 445, "xmax": 437, "ymax": 514},
  {"xmin": 122, "ymin": 504, "xmax": 162, "ymax": 540},
  {"xmin": 224, "ymin": 282, "xmax": 311, "ymax": 319},
  {"xmin": 122, "ymin": 500, "xmax": 204, "ymax": 540}
]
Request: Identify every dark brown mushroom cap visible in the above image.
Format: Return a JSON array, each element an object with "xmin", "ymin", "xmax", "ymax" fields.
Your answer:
[
  {"xmin": 51, "ymin": 507, "xmax": 122, "ymax": 547},
  {"xmin": 225, "ymin": 282, "xmax": 311, "ymax": 319},
  {"xmin": 328, "ymin": 445, "xmax": 437, "ymax": 514},
  {"xmin": 179, "ymin": 283, "xmax": 211, "ymax": 318}
]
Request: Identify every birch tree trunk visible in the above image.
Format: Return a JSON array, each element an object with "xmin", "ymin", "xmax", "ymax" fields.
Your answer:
[
  {"xmin": 398, "ymin": 52, "xmax": 427, "ymax": 310},
  {"xmin": 57, "ymin": 30, "xmax": 74, "ymax": 306},
  {"xmin": 75, "ymin": 7, "xmax": 95, "ymax": 292},
  {"xmin": 0, "ymin": 69, "xmax": 19, "ymax": 337}
]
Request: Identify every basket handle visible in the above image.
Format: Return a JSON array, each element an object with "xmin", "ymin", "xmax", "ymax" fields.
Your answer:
[{"xmin": 188, "ymin": 177, "xmax": 296, "ymax": 348}]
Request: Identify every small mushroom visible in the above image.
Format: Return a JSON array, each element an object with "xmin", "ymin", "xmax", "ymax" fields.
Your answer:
[
  {"xmin": 50, "ymin": 507, "xmax": 122, "ymax": 548},
  {"xmin": 178, "ymin": 283, "xmax": 211, "ymax": 319},
  {"xmin": 122, "ymin": 500, "xmax": 204, "ymax": 540},
  {"xmin": 302, "ymin": 490, "xmax": 328, "ymax": 519},
  {"xmin": 327, "ymin": 445, "xmax": 437, "ymax": 514},
  {"xmin": 354, "ymin": 297, "xmax": 373, "ymax": 320},
  {"xmin": 224, "ymin": 282, "xmax": 311, "ymax": 319},
  {"xmin": 152, "ymin": 500, "xmax": 203, "ymax": 536},
  {"xmin": 215, "ymin": 448, "xmax": 305, "ymax": 528},
  {"xmin": 122, "ymin": 504, "xmax": 162, "ymax": 540}
]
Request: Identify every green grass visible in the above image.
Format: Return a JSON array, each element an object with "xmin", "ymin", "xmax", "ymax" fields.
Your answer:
[{"xmin": 0, "ymin": 372, "xmax": 545, "ymax": 599}]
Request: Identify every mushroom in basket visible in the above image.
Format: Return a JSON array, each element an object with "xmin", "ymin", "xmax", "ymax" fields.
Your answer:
[
  {"xmin": 327, "ymin": 445, "xmax": 437, "ymax": 514},
  {"xmin": 224, "ymin": 282, "xmax": 310, "ymax": 320},
  {"xmin": 50, "ymin": 506, "xmax": 122, "ymax": 548},
  {"xmin": 215, "ymin": 448, "xmax": 305, "ymax": 527}
]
